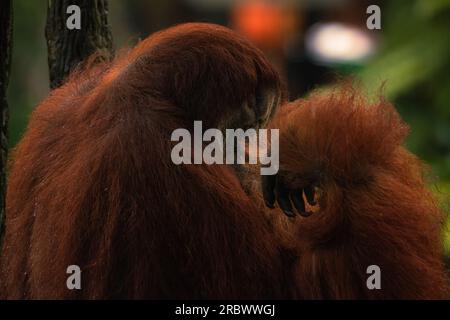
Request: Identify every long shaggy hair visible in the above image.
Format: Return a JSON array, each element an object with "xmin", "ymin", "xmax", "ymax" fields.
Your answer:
[
  {"xmin": 0, "ymin": 23, "xmax": 286, "ymax": 299},
  {"xmin": 266, "ymin": 85, "xmax": 449, "ymax": 299}
]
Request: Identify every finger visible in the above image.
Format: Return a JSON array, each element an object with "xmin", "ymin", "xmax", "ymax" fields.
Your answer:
[
  {"xmin": 262, "ymin": 174, "xmax": 276, "ymax": 208},
  {"xmin": 290, "ymin": 190, "xmax": 306, "ymax": 216},
  {"xmin": 276, "ymin": 183, "xmax": 294, "ymax": 217},
  {"xmin": 304, "ymin": 185, "xmax": 316, "ymax": 205}
]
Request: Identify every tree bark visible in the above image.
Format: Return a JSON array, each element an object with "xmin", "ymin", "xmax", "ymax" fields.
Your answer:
[
  {"xmin": 0, "ymin": 0, "xmax": 13, "ymax": 242},
  {"xmin": 45, "ymin": 0, "xmax": 114, "ymax": 89}
]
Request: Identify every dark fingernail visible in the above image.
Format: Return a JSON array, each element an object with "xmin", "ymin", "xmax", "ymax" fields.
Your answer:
[
  {"xmin": 291, "ymin": 190, "xmax": 305, "ymax": 215},
  {"xmin": 304, "ymin": 186, "xmax": 316, "ymax": 205},
  {"xmin": 298, "ymin": 210, "xmax": 313, "ymax": 218},
  {"xmin": 265, "ymin": 200, "xmax": 275, "ymax": 209},
  {"xmin": 283, "ymin": 210, "xmax": 295, "ymax": 218}
]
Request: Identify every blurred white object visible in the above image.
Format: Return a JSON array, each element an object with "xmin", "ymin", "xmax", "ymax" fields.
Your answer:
[{"xmin": 305, "ymin": 22, "xmax": 377, "ymax": 64}]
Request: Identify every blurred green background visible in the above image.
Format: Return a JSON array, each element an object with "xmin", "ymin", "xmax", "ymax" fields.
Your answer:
[{"xmin": 7, "ymin": 0, "xmax": 450, "ymax": 255}]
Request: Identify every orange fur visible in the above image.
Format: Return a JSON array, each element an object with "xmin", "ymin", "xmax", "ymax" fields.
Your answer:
[
  {"xmin": 269, "ymin": 86, "xmax": 449, "ymax": 298},
  {"xmin": 0, "ymin": 23, "xmax": 287, "ymax": 299}
]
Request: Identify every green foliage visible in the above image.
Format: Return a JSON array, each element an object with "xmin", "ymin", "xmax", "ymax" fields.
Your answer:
[
  {"xmin": 358, "ymin": 0, "xmax": 450, "ymax": 256},
  {"xmin": 359, "ymin": 0, "xmax": 450, "ymax": 183},
  {"xmin": 8, "ymin": 0, "xmax": 48, "ymax": 148}
]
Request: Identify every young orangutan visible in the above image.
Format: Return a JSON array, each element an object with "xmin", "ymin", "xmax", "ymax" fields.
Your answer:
[{"xmin": 259, "ymin": 86, "xmax": 449, "ymax": 299}]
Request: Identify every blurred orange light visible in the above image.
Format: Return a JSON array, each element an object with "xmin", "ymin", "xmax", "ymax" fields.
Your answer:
[{"xmin": 232, "ymin": 1, "xmax": 285, "ymax": 49}]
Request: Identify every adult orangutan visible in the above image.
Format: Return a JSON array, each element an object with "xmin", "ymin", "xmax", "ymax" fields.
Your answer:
[{"xmin": 0, "ymin": 23, "xmax": 448, "ymax": 299}]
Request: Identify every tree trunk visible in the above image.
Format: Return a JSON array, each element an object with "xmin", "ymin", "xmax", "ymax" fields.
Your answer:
[
  {"xmin": 45, "ymin": 0, "xmax": 114, "ymax": 89},
  {"xmin": 0, "ymin": 0, "xmax": 13, "ymax": 242}
]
